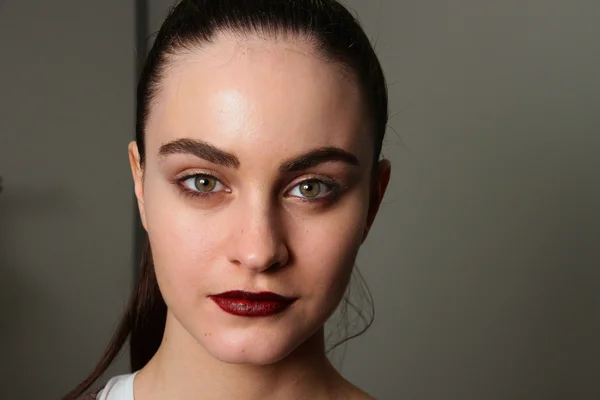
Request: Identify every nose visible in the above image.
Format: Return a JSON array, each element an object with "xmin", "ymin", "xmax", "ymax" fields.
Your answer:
[{"xmin": 226, "ymin": 202, "xmax": 289, "ymax": 273}]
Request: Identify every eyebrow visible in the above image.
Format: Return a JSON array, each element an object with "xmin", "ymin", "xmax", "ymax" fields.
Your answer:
[
  {"xmin": 158, "ymin": 138, "xmax": 240, "ymax": 168},
  {"xmin": 279, "ymin": 147, "xmax": 360, "ymax": 172},
  {"xmin": 158, "ymin": 138, "xmax": 359, "ymax": 171}
]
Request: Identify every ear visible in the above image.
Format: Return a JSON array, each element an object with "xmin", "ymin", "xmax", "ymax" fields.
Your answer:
[
  {"xmin": 128, "ymin": 141, "xmax": 148, "ymax": 230},
  {"xmin": 363, "ymin": 159, "xmax": 391, "ymax": 242}
]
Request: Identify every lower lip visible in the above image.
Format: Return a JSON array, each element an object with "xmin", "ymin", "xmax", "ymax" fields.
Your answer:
[{"xmin": 209, "ymin": 297, "xmax": 295, "ymax": 317}]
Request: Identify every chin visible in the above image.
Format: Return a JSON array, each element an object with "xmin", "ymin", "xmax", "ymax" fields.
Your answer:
[{"xmin": 198, "ymin": 325, "xmax": 310, "ymax": 365}]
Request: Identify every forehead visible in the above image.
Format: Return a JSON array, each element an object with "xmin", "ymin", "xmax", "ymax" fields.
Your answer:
[{"xmin": 145, "ymin": 34, "xmax": 373, "ymax": 165}]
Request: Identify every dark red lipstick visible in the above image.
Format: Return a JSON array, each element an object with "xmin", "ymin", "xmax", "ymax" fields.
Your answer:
[{"xmin": 209, "ymin": 291, "xmax": 296, "ymax": 317}]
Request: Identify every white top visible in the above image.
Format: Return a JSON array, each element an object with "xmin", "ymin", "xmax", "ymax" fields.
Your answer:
[{"xmin": 97, "ymin": 372, "xmax": 137, "ymax": 400}]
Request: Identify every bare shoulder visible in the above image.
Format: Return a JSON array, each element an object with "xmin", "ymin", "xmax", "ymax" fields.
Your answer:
[
  {"xmin": 325, "ymin": 367, "xmax": 376, "ymax": 400},
  {"xmin": 337, "ymin": 381, "xmax": 377, "ymax": 400},
  {"xmin": 348, "ymin": 386, "xmax": 376, "ymax": 400}
]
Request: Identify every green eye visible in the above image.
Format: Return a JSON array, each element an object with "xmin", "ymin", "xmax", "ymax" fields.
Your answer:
[
  {"xmin": 181, "ymin": 174, "xmax": 223, "ymax": 194},
  {"xmin": 289, "ymin": 179, "xmax": 332, "ymax": 199},
  {"xmin": 299, "ymin": 181, "xmax": 320, "ymax": 198},
  {"xmin": 194, "ymin": 176, "xmax": 217, "ymax": 192}
]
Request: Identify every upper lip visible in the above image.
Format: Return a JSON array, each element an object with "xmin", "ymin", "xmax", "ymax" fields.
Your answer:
[{"xmin": 210, "ymin": 290, "xmax": 296, "ymax": 302}]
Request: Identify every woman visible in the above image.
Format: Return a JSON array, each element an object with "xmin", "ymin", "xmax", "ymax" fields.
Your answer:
[{"xmin": 68, "ymin": 0, "xmax": 391, "ymax": 398}]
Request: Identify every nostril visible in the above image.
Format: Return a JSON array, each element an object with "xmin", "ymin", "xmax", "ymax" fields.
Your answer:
[{"xmin": 268, "ymin": 261, "xmax": 282, "ymax": 271}]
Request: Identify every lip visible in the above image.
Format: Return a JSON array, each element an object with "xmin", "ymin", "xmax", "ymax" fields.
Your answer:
[{"xmin": 209, "ymin": 290, "xmax": 297, "ymax": 317}]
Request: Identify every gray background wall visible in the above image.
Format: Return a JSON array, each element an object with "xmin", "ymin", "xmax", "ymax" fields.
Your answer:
[
  {"xmin": 0, "ymin": 1, "xmax": 135, "ymax": 398},
  {"xmin": 341, "ymin": 2, "xmax": 600, "ymax": 399},
  {"xmin": 0, "ymin": 0, "xmax": 598, "ymax": 399}
]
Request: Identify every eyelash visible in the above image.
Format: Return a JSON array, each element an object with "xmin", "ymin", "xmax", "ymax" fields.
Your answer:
[
  {"xmin": 173, "ymin": 173, "xmax": 223, "ymax": 200},
  {"xmin": 174, "ymin": 173, "xmax": 344, "ymax": 204}
]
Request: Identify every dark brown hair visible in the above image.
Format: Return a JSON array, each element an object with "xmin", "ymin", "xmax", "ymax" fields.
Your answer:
[{"xmin": 65, "ymin": 1, "xmax": 387, "ymax": 398}]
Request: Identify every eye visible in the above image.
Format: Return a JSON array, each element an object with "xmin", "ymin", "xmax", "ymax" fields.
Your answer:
[
  {"xmin": 181, "ymin": 174, "xmax": 225, "ymax": 193},
  {"xmin": 288, "ymin": 179, "xmax": 332, "ymax": 199}
]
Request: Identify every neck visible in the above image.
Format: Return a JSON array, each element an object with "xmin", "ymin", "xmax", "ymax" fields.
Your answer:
[{"xmin": 135, "ymin": 312, "xmax": 347, "ymax": 400}]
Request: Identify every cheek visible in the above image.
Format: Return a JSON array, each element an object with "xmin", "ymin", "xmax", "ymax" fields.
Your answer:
[
  {"xmin": 291, "ymin": 195, "xmax": 369, "ymax": 305},
  {"xmin": 142, "ymin": 180, "xmax": 226, "ymax": 303}
]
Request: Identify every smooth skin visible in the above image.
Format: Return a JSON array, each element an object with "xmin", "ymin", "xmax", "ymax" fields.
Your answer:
[{"xmin": 128, "ymin": 33, "xmax": 391, "ymax": 400}]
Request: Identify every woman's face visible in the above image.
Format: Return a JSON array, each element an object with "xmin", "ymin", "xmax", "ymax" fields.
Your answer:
[{"xmin": 130, "ymin": 34, "xmax": 389, "ymax": 364}]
